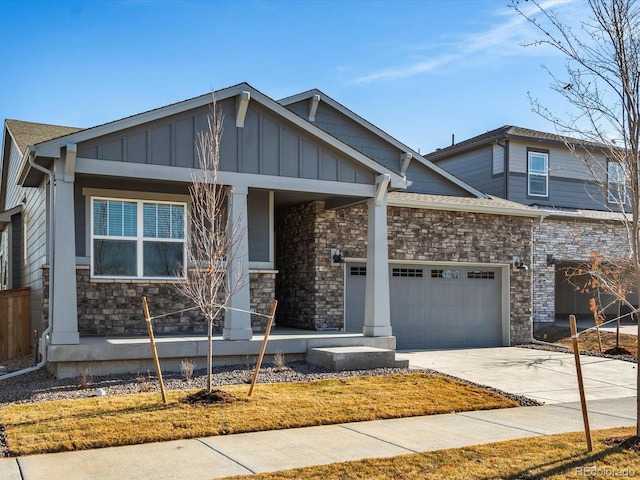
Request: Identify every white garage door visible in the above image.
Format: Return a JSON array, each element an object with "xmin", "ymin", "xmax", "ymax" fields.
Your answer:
[{"xmin": 345, "ymin": 263, "xmax": 504, "ymax": 349}]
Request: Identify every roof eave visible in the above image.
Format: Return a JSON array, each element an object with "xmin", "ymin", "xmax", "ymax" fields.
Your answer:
[{"xmin": 388, "ymin": 196, "xmax": 545, "ymax": 218}]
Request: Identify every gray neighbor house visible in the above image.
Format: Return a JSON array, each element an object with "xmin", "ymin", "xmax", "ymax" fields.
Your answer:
[
  {"xmin": 1, "ymin": 83, "xmax": 540, "ymax": 378},
  {"xmin": 427, "ymin": 125, "xmax": 637, "ymax": 325}
]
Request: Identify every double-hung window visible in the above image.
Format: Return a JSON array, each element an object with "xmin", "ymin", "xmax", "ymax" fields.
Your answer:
[
  {"xmin": 607, "ymin": 160, "xmax": 627, "ymax": 204},
  {"xmin": 92, "ymin": 198, "xmax": 186, "ymax": 278},
  {"xmin": 528, "ymin": 150, "xmax": 549, "ymax": 197}
]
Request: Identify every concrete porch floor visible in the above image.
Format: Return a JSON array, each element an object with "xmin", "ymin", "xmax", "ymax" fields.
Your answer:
[{"xmin": 46, "ymin": 328, "xmax": 398, "ymax": 379}]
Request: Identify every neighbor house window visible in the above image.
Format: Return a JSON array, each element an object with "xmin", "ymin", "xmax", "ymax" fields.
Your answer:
[
  {"xmin": 91, "ymin": 198, "xmax": 186, "ymax": 278},
  {"xmin": 528, "ymin": 150, "xmax": 549, "ymax": 197},
  {"xmin": 607, "ymin": 160, "xmax": 627, "ymax": 204}
]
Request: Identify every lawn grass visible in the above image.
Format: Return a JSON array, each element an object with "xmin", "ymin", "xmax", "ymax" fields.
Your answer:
[
  {"xmin": 534, "ymin": 324, "xmax": 638, "ymax": 356},
  {"xmin": 1, "ymin": 373, "xmax": 517, "ymax": 456},
  {"xmin": 221, "ymin": 427, "xmax": 640, "ymax": 480}
]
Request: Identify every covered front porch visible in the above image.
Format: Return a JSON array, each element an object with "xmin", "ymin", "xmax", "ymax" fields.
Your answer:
[{"xmin": 46, "ymin": 328, "xmax": 399, "ymax": 378}]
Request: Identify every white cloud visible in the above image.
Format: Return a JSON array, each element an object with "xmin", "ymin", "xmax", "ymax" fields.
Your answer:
[{"xmin": 351, "ymin": 0, "xmax": 582, "ymax": 85}]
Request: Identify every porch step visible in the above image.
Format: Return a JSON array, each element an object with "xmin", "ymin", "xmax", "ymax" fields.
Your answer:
[{"xmin": 306, "ymin": 346, "xmax": 409, "ymax": 371}]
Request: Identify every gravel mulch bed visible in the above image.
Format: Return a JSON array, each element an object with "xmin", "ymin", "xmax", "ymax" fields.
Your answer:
[{"xmin": 0, "ymin": 357, "xmax": 541, "ymax": 458}]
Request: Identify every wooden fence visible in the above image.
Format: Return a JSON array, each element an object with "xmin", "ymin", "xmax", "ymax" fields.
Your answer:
[{"xmin": 0, "ymin": 287, "xmax": 31, "ymax": 360}]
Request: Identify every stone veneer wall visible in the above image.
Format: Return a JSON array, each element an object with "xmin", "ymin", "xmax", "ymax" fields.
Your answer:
[
  {"xmin": 276, "ymin": 200, "xmax": 534, "ymax": 344},
  {"xmin": 42, "ymin": 267, "xmax": 276, "ymax": 335},
  {"xmin": 532, "ymin": 218, "xmax": 630, "ymax": 323},
  {"xmin": 275, "ymin": 201, "xmax": 348, "ymax": 330}
]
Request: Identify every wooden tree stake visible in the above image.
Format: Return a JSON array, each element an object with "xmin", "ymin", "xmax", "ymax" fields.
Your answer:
[
  {"xmin": 142, "ymin": 296, "xmax": 167, "ymax": 404},
  {"xmin": 248, "ymin": 300, "xmax": 278, "ymax": 397},
  {"xmin": 570, "ymin": 315, "xmax": 592, "ymax": 452}
]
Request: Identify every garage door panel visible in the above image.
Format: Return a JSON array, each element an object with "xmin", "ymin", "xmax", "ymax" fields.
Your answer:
[
  {"xmin": 345, "ymin": 263, "xmax": 504, "ymax": 349},
  {"xmin": 394, "ymin": 329, "xmax": 427, "ymax": 350}
]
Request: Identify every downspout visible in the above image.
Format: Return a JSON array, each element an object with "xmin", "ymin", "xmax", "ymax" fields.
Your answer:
[{"xmin": 0, "ymin": 148, "xmax": 55, "ymax": 379}]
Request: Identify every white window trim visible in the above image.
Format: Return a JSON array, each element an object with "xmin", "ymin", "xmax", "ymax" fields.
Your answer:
[
  {"xmin": 90, "ymin": 196, "xmax": 188, "ymax": 280},
  {"xmin": 527, "ymin": 151, "xmax": 549, "ymax": 197}
]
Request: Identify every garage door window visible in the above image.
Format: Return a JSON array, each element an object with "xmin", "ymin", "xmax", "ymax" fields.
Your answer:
[
  {"xmin": 467, "ymin": 271, "xmax": 495, "ymax": 280},
  {"xmin": 350, "ymin": 266, "xmax": 367, "ymax": 276},
  {"xmin": 431, "ymin": 269, "xmax": 460, "ymax": 279},
  {"xmin": 392, "ymin": 268, "xmax": 423, "ymax": 278}
]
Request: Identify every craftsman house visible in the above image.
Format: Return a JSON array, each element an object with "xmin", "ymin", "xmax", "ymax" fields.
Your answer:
[
  {"xmin": 427, "ymin": 125, "xmax": 636, "ymax": 324},
  {"xmin": 1, "ymin": 85, "xmax": 540, "ymax": 377}
]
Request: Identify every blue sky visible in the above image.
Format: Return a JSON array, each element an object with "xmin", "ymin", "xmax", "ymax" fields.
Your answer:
[{"xmin": 0, "ymin": 0, "xmax": 582, "ymax": 153}]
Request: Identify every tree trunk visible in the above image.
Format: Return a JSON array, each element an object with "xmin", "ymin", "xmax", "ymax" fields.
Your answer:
[{"xmin": 207, "ymin": 318, "xmax": 213, "ymax": 393}]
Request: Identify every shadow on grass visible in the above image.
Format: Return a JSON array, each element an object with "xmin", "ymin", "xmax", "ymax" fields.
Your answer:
[{"xmin": 493, "ymin": 443, "xmax": 629, "ymax": 479}]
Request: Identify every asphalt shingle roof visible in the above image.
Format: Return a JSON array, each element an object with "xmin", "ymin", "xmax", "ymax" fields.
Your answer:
[{"xmin": 5, "ymin": 119, "xmax": 83, "ymax": 154}]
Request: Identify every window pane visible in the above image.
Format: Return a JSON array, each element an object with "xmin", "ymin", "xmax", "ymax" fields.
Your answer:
[
  {"xmin": 123, "ymin": 202, "xmax": 137, "ymax": 237},
  {"xmin": 93, "ymin": 200, "xmax": 108, "ymax": 236},
  {"xmin": 143, "ymin": 241, "xmax": 183, "ymax": 277},
  {"xmin": 107, "ymin": 201, "xmax": 123, "ymax": 236},
  {"xmin": 171, "ymin": 205, "xmax": 185, "ymax": 239},
  {"xmin": 143, "ymin": 203, "xmax": 156, "ymax": 237},
  {"xmin": 529, "ymin": 175, "xmax": 547, "ymax": 196},
  {"xmin": 157, "ymin": 204, "xmax": 171, "ymax": 238},
  {"xmin": 529, "ymin": 153, "xmax": 547, "ymax": 173},
  {"xmin": 93, "ymin": 239, "xmax": 136, "ymax": 276}
]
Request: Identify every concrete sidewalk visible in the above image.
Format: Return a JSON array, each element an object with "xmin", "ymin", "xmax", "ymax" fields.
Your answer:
[{"xmin": 0, "ymin": 347, "xmax": 637, "ymax": 480}]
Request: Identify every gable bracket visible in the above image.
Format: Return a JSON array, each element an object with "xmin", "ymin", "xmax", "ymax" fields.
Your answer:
[
  {"xmin": 400, "ymin": 152, "xmax": 412, "ymax": 176},
  {"xmin": 375, "ymin": 174, "xmax": 390, "ymax": 205},
  {"xmin": 236, "ymin": 91, "xmax": 251, "ymax": 128},
  {"xmin": 308, "ymin": 94, "xmax": 320, "ymax": 122}
]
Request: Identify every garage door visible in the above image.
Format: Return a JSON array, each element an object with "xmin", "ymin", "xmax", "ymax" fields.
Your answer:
[{"xmin": 345, "ymin": 263, "xmax": 504, "ymax": 349}]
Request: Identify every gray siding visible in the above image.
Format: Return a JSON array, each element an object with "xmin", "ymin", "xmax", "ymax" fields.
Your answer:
[
  {"xmin": 74, "ymin": 176, "xmax": 272, "ymax": 264},
  {"xmin": 76, "ymin": 98, "xmax": 375, "ymax": 185},
  {"xmin": 4, "ymin": 140, "xmax": 46, "ymax": 329},
  {"xmin": 508, "ymin": 173, "xmax": 607, "ymax": 209},
  {"xmin": 247, "ymin": 189, "xmax": 270, "ymax": 262},
  {"xmin": 434, "ymin": 145, "xmax": 504, "ymax": 197},
  {"xmin": 288, "ymin": 100, "xmax": 478, "ymax": 196},
  {"xmin": 404, "ymin": 162, "xmax": 471, "ymax": 195},
  {"xmin": 508, "ymin": 140, "xmax": 601, "ymax": 181},
  {"xmin": 287, "ymin": 101, "xmax": 400, "ymax": 172}
]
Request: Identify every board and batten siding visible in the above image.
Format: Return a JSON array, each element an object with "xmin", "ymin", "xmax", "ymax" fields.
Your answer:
[
  {"xmin": 436, "ymin": 145, "xmax": 505, "ymax": 197},
  {"xmin": 287, "ymin": 100, "xmax": 470, "ymax": 196},
  {"xmin": 76, "ymin": 98, "xmax": 376, "ymax": 186},
  {"xmin": 286, "ymin": 101, "xmax": 399, "ymax": 171}
]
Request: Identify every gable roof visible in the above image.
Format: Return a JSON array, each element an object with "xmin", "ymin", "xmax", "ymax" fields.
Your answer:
[
  {"xmin": 278, "ymin": 89, "xmax": 487, "ymax": 199},
  {"xmin": 5, "ymin": 119, "xmax": 82, "ymax": 154},
  {"xmin": 426, "ymin": 125, "xmax": 607, "ymax": 162},
  {"xmin": 20, "ymin": 83, "xmax": 408, "ymax": 189}
]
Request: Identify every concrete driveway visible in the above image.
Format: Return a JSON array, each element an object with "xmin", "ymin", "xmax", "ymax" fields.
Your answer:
[{"xmin": 396, "ymin": 347, "xmax": 637, "ymax": 404}]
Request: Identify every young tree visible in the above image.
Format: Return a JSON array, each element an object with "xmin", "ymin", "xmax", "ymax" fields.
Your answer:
[
  {"xmin": 510, "ymin": 0, "xmax": 640, "ymax": 434},
  {"xmin": 174, "ymin": 98, "xmax": 244, "ymax": 393}
]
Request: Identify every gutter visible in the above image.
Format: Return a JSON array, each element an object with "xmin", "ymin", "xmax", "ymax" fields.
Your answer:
[{"xmin": 0, "ymin": 148, "xmax": 55, "ymax": 380}]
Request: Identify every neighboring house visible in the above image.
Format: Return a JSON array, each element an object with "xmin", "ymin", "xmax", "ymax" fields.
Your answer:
[
  {"xmin": 427, "ymin": 125, "xmax": 636, "ymax": 324},
  {"xmin": 0, "ymin": 86, "xmax": 540, "ymax": 377}
]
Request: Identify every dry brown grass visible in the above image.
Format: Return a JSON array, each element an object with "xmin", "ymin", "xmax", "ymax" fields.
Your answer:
[
  {"xmin": 221, "ymin": 427, "xmax": 640, "ymax": 480},
  {"xmin": 534, "ymin": 325, "xmax": 638, "ymax": 356},
  {"xmin": 1, "ymin": 373, "xmax": 517, "ymax": 456}
]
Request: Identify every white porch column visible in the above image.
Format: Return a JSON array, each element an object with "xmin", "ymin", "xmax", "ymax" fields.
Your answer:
[
  {"xmin": 363, "ymin": 175, "xmax": 392, "ymax": 337},
  {"xmin": 224, "ymin": 185, "xmax": 252, "ymax": 340},
  {"xmin": 50, "ymin": 148, "xmax": 79, "ymax": 344}
]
